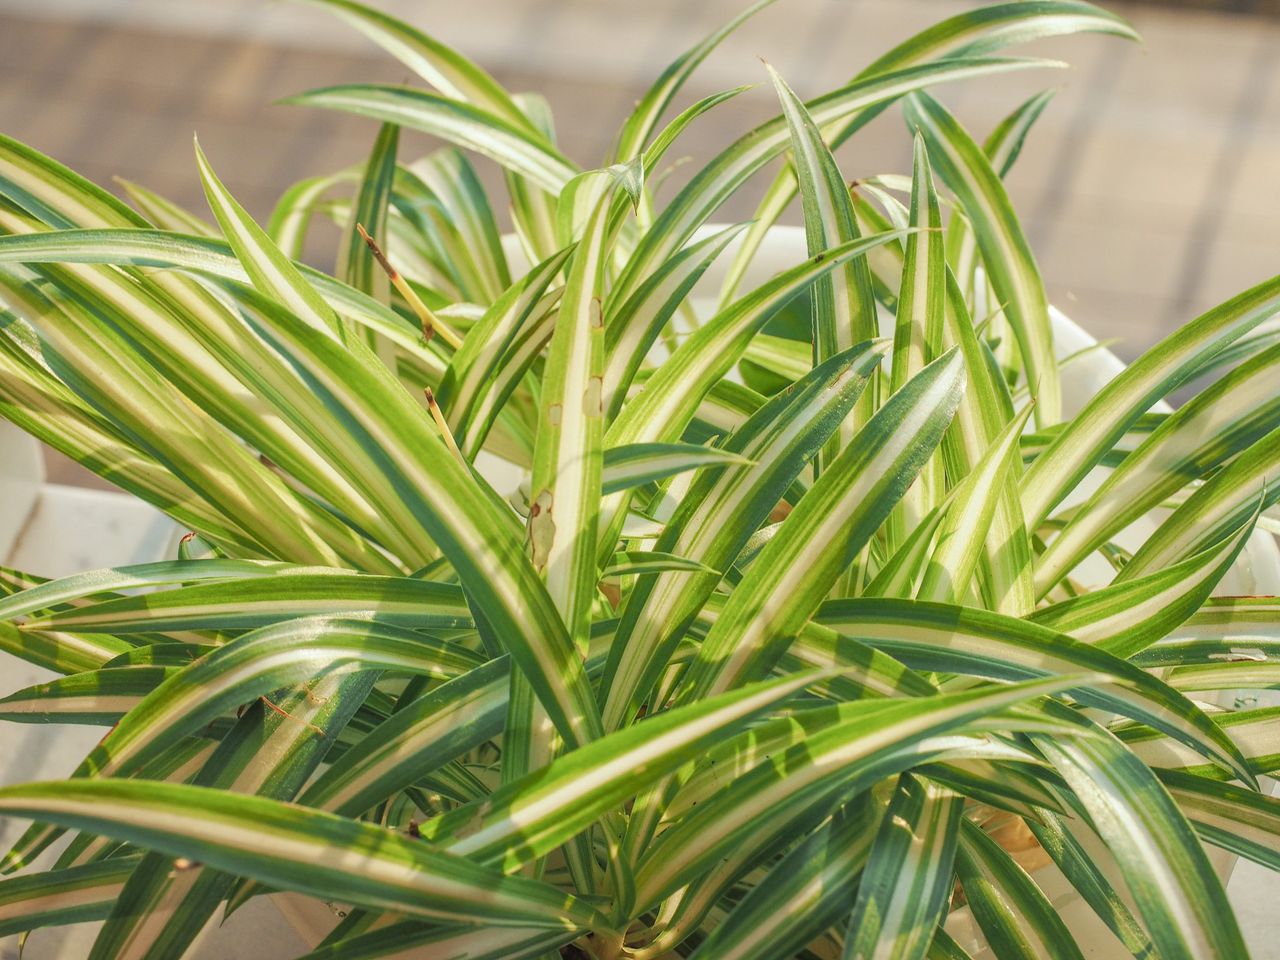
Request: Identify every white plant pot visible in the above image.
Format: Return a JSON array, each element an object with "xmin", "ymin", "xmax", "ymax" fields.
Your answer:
[
  {"xmin": 2, "ymin": 225, "xmax": 1276, "ymax": 957},
  {"xmin": 0, "ymin": 420, "xmax": 43, "ymax": 561},
  {"xmin": 0, "ymin": 442, "xmax": 312, "ymax": 959}
]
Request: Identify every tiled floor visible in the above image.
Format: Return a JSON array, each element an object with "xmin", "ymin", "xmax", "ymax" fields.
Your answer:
[
  {"xmin": 0, "ymin": 0, "xmax": 1274, "ymax": 343},
  {"xmin": 0, "ymin": 0, "xmax": 1278, "ymax": 476},
  {"xmin": 0, "ymin": 472, "xmax": 310, "ymax": 960},
  {"xmin": 2, "ymin": 0, "xmax": 1278, "ymax": 336}
]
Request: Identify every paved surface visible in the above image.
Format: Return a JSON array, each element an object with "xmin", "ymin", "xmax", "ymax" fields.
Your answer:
[
  {"xmin": 0, "ymin": 0, "xmax": 1277, "ymax": 454},
  {"xmin": 2, "ymin": 0, "xmax": 1278, "ymax": 357}
]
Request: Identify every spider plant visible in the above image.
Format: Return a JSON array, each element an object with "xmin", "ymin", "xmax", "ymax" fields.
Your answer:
[{"xmin": 1, "ymin": 1, "xmax": 1279, "ymax": 957}]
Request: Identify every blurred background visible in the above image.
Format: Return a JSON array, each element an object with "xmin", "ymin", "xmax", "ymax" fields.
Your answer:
[{"xmin": 0, "ymin": 0, "xmax": 1278, "ymax": 482}]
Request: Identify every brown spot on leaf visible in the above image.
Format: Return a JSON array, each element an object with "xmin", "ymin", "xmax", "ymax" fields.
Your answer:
[
  {"xmin": 585, "ymin": 376, "xmax": 603, "ymax": 417},
  {"xmin": 598, "ymin": 580, "xmax": 622, "ymax": 610},
  {"xmin": 528, "ymin": 490, "xmax": 556, "ymax": 569}
]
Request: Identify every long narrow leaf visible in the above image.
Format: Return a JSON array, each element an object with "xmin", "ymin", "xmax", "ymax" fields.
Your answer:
[{"xmin": 0, "ymin": 780, "xmax": 607, "ymax": 931}]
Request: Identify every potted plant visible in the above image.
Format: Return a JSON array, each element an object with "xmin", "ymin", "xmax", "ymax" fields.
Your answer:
[{"xmin": 2, "ymin": 1, "xmax": 1280, "ymax": 958}]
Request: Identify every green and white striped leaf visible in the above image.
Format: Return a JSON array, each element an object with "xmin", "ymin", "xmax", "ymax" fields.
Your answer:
[
  {"xmin": 679, "ymin": 349, "xmax": 964, "ymax": 700},
  {"xmin": 0, "ymin": 132, "xmax": 150, "ymax": 229},
  {"xmin": 527, "ymin": 183, "xmax": 612, "ymax": 652},
  {"xmin": 0, "ymin": 617, "xmax": 134, "ymax": 675},
  {"xmin": 600, "ymin": 341, "xmax": 886, "ymax": 731},
  {"xmin": 0, "ymin": 227, "xmax": 432, "ymax": 358},
  {"xmin": 1030, "ymin": 517, "xmax": 1256, "ymax": 659},
  {"xmin": 172, "ymin": 257, "xmax": 599, "ymax": 747},
  {"xmin": 1120, "ymin": 706, "xmax": 1280, "ymax": 779},
  {"xmin": 283, "ymin": 85, "xmax": 577, "ymax": 193},
  {"xmin": 916, "ymin": 405, "xmax": 1032, "ymax": 604},
  {"xmin": 955, "ymin": 816, "xmax": 1084, "ymax": 960},
  {"xmin": 89, "ymin": 669, "xmax": 377, "ymax": 960},
  {"xmin": 0, "ymin": 245, "xmax": 404, "ymax": 566},
  {"xmin": 1024, "ymin": 812, "xmax": 1156, "ymax": 959},
  {"xmin": 844, "ymin": 775, "xmax": 963, "ymax": 960},
  {"xmin": 267, "ymin": 168, "xmax": 356, "ymax": 257},
  {"xmin": 73, "ymin": 616, "xmax": 483, "ymax": 779},
  {"xmin": 904, "ymin": 92, "xmax": 1058, "ymax": 427},
  {"xmin": 945, "ymin": 89, "xmax": 1057, "ymax": 318},
  {"xmin": 422, "ymin": 670, "xmax": 832, "ymax": 868},
  {"xmin": 2, "ymin": 4, "xmax": 1276, "ymax": 955},
  {"xmin": 0, "ymin": 316, "xmax": 247, "ymax": 547},
  {"xmin": 927, "ymin": 929, "xmax": 973, "ymax": 960},
  {"xmin": 117, "ymin": 178, "xmax": 216, "ymax": 236},
  {"xmin": 688, "ymin": 799, "xmax": 882, "ymax": 960},
  {"xmin": 632, "ymin": 674, "xmax": 1095, "ymax": 910},
  {"xmin": 939, "ymin": 268, "xmax": 1034, "ymax": 616},
  {"xmin": 337, "ymin": 121, "xmax": 398, "ymax": 303},
  {"xmin": 814, "ymin": 597, "xmax": 1255, "ymax": 781},
  {"xmin": 601, "ymin": 442, "xmax": 751, "ymax": 495},
  {"xmin": 504, "ymin": 91, "xmax": 560, "ymax": 263},
  {"xmin": 741, "ymin": 333, "xmax": 812, "ymax": 383},
  {"xmin": 0, "ymin": 666, "xmax": 171, "ymax": 725},
  {"xmin": 1161, "ymin": 769, "xmax": 1280, "ymax": 872},
  {"xmin": 401, "ymin": 150, "xmax": 511, "ymax": 302},
  {"xmin": 0, "ymin": 256, "xmax": 374, "ymax": 568},
  {"xmin": 506, "ymin": 178, "xmax": 617, "ymax": 789},
  {"xmin": 613, "ymin": 0, "xmax": 774, "ymax": 161},
  {"xmin": 299, "ymin": 658, "xmax": 509, "ymax": 817},
  {"xmin": 0, "ymin": 779, "xmax": 606, "ymax": 931},
  {"xmin": 886, "ymin": 132, "xmax": 947, "ymax": 547},
  {"xmin": 864, "ymin": 2, "xmax": 1137, "ymax": 72},
  {"xmin": 0, "ymin": 858, "xmax": 139, "ymax": 937},
  {"xmin": 293, "ymin": 0, "xmax": 536, "ymax": 133},
  {"xmin": 603, "ymin": 222, "xmax": 747, "ymax": 421},
  {"xmin": 555, "ymin": 160, "xmax": 643, "ymax": 247},
  {"xmin": 1133, "ymin": 596, "xmax": 1280, "ymax": 669},
  {"xmin": 1033, "ymin": 714, "xmax": 1249, "ymax": 960},
  {"xmin": 298, "ymin": 922, "xmax": 570, "ymax": 960},
  {"xmin": 438, "ymin": 244, "xmax": 571, "ymax": 454},
  {"xmin": 607, "ymin": 232, "xmax": 905, "ymax": 453},
  {"xmin": 1119, "ymin": 437, "xmax": 1279, "ymax": 581},
  {"xmin": 768, "ymin": 62, "xmax": 879, "ymax": 464},
  {"xmin": 1021, "ymin": 274, "xmax": 1280, "ymax": 529},
  {"xmin": 0, "ymin": 559, "xmax": 303, "ymax": 622},
  {"xmin": 716, "ymin": 2, "xmax": 1138, "ymax": 308},
  {"xmin": 612, "ymin": 56, "xmax": 1062, "ymax": 313},
  {"xmin": 632, "ymin": 792, "xmax": 848, "ymax": 956},
  {"xmin": 195, "ymin": 140, "xmax": 342, "ymax": 339},
  {"xmin": 601, "ymin": 551, "xmax": 714, "ymax": 579},
  {"xmin": 0, "ymin": 208, "xmax": 421, "ymax": 566},
  {"xmin": 1037, "ymin": 341, "xmax": 1280, "ymax": 594},
  {"xmin": 20, "ymin": 572, "xmax": 473, "ymax": 635},
  {"xmin": 985, "ymin": 89, "xmax": 1059, "ymax": 180},
  {"xmin": 768, "ymin": 618, "xmax": 938, "ymax": 706},
  {"xmin": 598, "ymin": 230, "xmax": 904, "ymax": 562}
]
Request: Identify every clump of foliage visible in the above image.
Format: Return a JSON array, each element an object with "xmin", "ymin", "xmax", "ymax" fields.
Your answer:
[{"xmin": 1, "ymin": 1, "xmax": 1279, "ymax": 958}]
